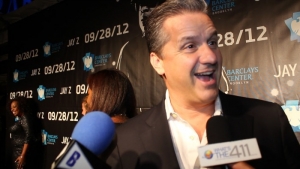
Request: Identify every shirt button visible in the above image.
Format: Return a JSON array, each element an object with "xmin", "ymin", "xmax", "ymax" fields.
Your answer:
[
  {"xmin": 171, "ymin": 113, "xmax": 178, "ymax": 119},
  {"xmin": 190, "ymin": 136, "xmax": 195, "ymax": 140}
]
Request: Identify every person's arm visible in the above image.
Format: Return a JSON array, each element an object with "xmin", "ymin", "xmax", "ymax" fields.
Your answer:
[{"xmin": 15, "ymin": 143, "xmax": 29, "ymax": 169}]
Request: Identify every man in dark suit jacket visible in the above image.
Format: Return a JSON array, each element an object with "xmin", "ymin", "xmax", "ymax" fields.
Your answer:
[
  {"xmin": 107, "ymin": 0, "xmax": 300, "ymax": 168},
  {"xmin": 107, "ymin": 91, "xmax": 300, "ymax": 169}
]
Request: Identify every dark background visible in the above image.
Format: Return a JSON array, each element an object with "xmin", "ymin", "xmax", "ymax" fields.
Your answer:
[{"xmin": 1, "ymin": 0, "xmax": 300, "ymax": 168}]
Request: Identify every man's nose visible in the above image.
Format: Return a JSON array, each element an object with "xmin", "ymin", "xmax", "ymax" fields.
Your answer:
[{"xmin": 198, "ymin": 44, "xmax": 218, "ymax": 65}]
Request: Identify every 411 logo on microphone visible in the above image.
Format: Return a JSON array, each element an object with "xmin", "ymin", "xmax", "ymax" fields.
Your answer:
[{"xmin": 198, "ymin": 138, "xmax": 261, "ymax": 168}]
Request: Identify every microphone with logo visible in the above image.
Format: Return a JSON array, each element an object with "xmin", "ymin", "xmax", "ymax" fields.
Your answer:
[
  {"xmin": 198, "ymin": 116, "xmax": 262, "ymax": 168},
  {"xmin": 51, "ymin": 111, "xmax": 115, "ymax": 169}
]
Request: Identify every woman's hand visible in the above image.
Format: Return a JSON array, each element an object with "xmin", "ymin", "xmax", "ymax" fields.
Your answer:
[
  {"xmin": 17, "ymin": 144, "xmax": 29, "ymax": 169},
  {"xmin": 15, "ymin": 156, "xmax": 25, "ymax": 169}
]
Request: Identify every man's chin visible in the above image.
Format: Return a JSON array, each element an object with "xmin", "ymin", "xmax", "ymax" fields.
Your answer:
[
  {"xmin": 207, "ymin": 88, "xmax": 220, "ymax": 99},
  {"xmin": 197, "ymin": 89, "xmax": 219, "ymax": 100}
]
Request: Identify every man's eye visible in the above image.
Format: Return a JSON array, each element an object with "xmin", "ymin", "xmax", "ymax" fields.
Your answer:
[
  {"xmin": 208, "ymin": 41, "xmax": 218, "ymax": 47},
  {"xmin": 182, "ymin": 43, "xmax": 197, "ymax": 53},
  {"xmin": 186, "ymin": 44, "xmax": 194, "ymax": 49}
]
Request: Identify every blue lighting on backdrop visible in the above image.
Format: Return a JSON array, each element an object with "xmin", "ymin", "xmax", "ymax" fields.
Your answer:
[{"xmin": 0, "ymin": 0, "xmax": 32, "ymax": 14}]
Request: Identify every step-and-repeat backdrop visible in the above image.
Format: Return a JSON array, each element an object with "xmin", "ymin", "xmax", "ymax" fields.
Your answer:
[
  {"xmin": 6, "ymin": 0, "xmax": 300, "ymax": 168},
  {"xmin": 209, "ymin": 0, "xmax": 300, "ymax": 141}
]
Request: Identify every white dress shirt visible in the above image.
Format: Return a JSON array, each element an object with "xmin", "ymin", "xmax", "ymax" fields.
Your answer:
[{"xmin": 165, "ymin": 90, "xmax": 222, "ymax": 169}]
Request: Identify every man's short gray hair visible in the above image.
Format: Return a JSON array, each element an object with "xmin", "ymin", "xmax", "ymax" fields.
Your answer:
[{"xmin": 145, "ymin": 0, "xmax": 207, "ymax": 57}]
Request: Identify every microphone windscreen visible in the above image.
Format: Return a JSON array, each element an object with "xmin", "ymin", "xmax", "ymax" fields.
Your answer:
[
  {"xmin": 206, "ymin": 116, "xmax": 231, "ymax": 144},
  {"xmin": 71, "ymin": 111, "xmax": 115, "ymax": 156}
]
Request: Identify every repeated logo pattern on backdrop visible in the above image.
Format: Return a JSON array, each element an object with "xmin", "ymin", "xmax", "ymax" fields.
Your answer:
[
  {"xmin": 82, "ymin": 53, "xmax": 94, "ymax": 72},
  {"xmin": 6, "ymin": 0, "xmax": 300, "ymax": 168},
  {"xmin": 208, "ymin": 0, "xmax": 300, "ymax": 143},
  {"xmin": 285, "ymin": 12, "xmax": 300, "ymax": 42}
]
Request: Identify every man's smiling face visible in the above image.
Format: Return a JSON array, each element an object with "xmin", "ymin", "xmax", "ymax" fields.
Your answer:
[{"xmin": 151, "ymin": 11, "xmax": 222, "ymax": 106}]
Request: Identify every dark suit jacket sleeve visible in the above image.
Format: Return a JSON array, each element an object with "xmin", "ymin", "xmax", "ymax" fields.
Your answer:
[{"xmin": 106, "ymin": 145, "xmax": 121, "ymax": 169}]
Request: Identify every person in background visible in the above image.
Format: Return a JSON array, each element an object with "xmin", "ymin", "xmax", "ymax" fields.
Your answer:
[
  {"xmin": 8, "ymin": 97, "xmax": 36, "ymax": 169},
  {"xmin": 107, "ymin": 0, "xmax": 300, "ymax": 169},
  {"xmin": 86, "ymin": 68, "xmax": 137, "ymax": 125},
  {"xmin": 81, "ymin": 95, "xmax": 88, "ymax": 116}
]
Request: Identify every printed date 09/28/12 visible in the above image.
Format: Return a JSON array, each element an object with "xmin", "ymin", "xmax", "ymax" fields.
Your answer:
[
  {"xmin": 44, "ymin": 61, "xmax": 75, "ymax": 75},
  {"xmin": 46, "ymin": 111, "xmax": 79, "ymax": 121},
  {"xmin": 15, "ymin": 49, "xmax": 39, "ymax": 62},
  {"xmin": 85, "ymin": 23, "xmax": 129, "ymax": 43}
]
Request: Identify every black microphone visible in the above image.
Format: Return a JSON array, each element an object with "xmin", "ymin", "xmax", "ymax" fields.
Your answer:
[
  {"xmin": 51, "ymin": 111, "xmax": 115, "ymax": 169},
  {"xmin": 206, "ymin": 115, "xmax": 231, "ymax": 144},
  {"xmin": 199, "ymin": 116, "xmax": 261, "ymax": 168}
]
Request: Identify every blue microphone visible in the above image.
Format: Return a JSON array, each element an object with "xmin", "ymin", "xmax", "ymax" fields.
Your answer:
[{"xmin": 51, "ymin": 111, "xmax": 115, "ymax": 169}]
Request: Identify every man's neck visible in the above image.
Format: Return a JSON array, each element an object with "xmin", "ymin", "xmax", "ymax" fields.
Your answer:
[
  {"xmin": 170, "ymin": 98, "xmax": 216, "ymax": 119},
  {"xmin": 169, "ymin": 97, "xmax": 216, "ymax": 140}
]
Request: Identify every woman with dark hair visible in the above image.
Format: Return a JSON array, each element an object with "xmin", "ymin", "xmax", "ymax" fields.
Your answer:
[
  {"xmin": 8, "ymin": 96, "xmax": 36, "ymax": 169},
  {"xmin": 86, "ymin": 68, "xmax": 137, "ymax": 124}
]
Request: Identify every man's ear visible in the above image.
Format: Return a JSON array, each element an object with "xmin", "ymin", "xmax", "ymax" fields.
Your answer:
[{"xmin": 150, "ymin": 52, "xmax": 165, "ymax": 75}]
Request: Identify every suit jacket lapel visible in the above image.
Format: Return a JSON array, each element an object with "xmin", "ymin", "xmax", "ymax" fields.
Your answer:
[
  {"xmin": 139, "ymin": 101, "xmax": 180, "ymax": 169},
  {"xmin": 136, "ymin": 92, "xmax": 254, "ymax": 168}
]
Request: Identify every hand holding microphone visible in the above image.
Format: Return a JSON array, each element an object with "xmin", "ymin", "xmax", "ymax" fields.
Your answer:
[
  {"xmin": 229, "ymin": 162, "xmax": 255, "ymax": 169},
  {"xmin": 51, "ymin": 111, "xmax": 115, "ymax": 169},
  {"xmin": 198, "ymin": 116, "xmax": 261, "ymax": 168}
]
